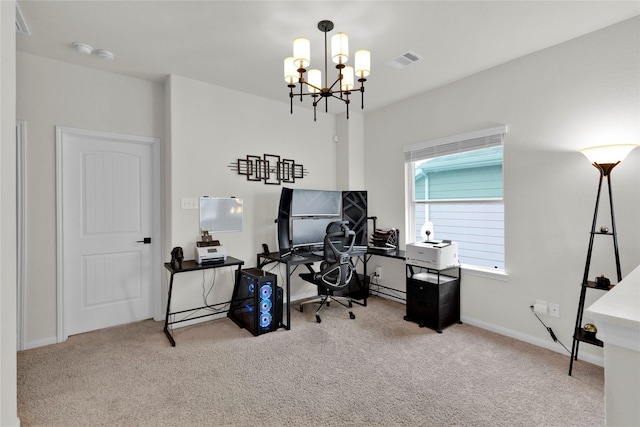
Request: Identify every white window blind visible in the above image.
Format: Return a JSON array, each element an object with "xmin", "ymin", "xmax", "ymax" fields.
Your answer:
[{"xmin": 403, "ymin": 125, "xmax": 507, "ymax": 163}]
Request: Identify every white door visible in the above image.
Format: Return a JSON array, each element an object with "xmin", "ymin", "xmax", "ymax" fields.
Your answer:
[{"xmin": 58, "ymin": 127, "xmax": 156, "ymax": 337}]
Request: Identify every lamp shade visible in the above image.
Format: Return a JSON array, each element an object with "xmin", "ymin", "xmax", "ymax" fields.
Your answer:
[
  {"xmin": 284, "ymin": 57, "xmax": 297, "ymax": 84},
  {"xmin": 341, "ymin": 66, "xmax": 354, "ymax": 91},
  {"xmin": 331, "ymin": 32, "xmax": 349, "ymax": 65},
  {"xmin": 293, "ymin": 38, "xmax": 310, "ymax": 69},
  {"xmin": 354, "ymin": 50, "xmax": 370, "ymax": 78},
  {"xmin": 579, "ymin": 144, "xmax": 638, "ymax": 164},
  {"xmin": 307, "ymin": 69, "xmax": 322, "ymax": 93}
]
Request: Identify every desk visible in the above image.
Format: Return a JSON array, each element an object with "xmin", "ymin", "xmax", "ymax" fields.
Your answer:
[
  {"xmin": 256, "ymin": 252, "xmax": 324, "ymax": 329},
  {"xmin": 257, "ymin": 249, "xmax": 405, "ymax": 315},
  {"xmin": 362, "ymin": 248, "xmax": 406, "ymax": 301},
  {"xmin": 163, "ymin": 257, "xmax": 244, "ymax": 346}
]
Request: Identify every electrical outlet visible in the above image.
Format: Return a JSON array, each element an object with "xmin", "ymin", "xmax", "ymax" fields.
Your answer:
[
  {"xmin": 181, "ymin": 198, "xmax": 198, "ymax": 210},
  {"xmin": 549, "ymin": 303, "xmax": 560, "ymax": 318},
  {"xmin": 375, "ymin": 266, "xmax": 382, "ymax": 280}
]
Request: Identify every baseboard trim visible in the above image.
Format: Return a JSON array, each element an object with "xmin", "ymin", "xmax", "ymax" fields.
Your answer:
[
  {"xmin": 461, "ymin": 315, "xmax": 604, "ymax": 367},
  {"xmin": 23, "ymin": 336, "xmax": 58, "ymax": 351}
]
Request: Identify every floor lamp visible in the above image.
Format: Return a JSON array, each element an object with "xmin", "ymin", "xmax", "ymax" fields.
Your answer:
[{"xmin": 569, "ymin": 143, "xmax": 638, "ymax": 375}]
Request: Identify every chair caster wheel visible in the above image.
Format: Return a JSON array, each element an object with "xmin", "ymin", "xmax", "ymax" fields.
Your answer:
[
  {"xmin": 348, "ymin": 301, "xmax": 353, "ymax": 308},
  {"xmin": 349, "ymin": 312, "xmax": 355, "ymax": 319},
  {"xmin": 316, "ymin": 315, "xmax": 321, "ymax": 323}
]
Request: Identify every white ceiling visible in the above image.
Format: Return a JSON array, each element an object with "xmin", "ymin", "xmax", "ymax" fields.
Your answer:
[{"xmin": 16, "ymin": 1, "xmax": 640, "ymax": 113}]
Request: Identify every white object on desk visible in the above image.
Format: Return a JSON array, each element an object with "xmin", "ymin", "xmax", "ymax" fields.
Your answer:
[
  {"xmin": 195, "ymin": 245, "xmax": 227, "ymax": 264},
  {"xmin": 406, "ymin": 241, "xmax": 458, "ymax": 270}
]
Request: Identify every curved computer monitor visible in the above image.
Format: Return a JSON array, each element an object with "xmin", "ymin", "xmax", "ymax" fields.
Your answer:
[{"xmin": 277, "ymin": 188, "xmax": 367, "ymax": 256}]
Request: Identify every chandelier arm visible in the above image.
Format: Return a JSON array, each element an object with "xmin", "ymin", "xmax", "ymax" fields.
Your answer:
[
  {"xmin": 289, "ymin": 87, "xmax": 294, "ymax": 114},
  {"xmin": 303, "ymin": 81, "xmax": 323, "ymax": 94},
  {"xmin": 328, "ymin": 93, "xmax": 350, "ymax": 103},
  {"xmin": 327, "ymin": 77, "xmax": 343, "ymax": 93},
  {"xmin": 346, "ymin": 97, "xmax": 350, "ymax": 119}
]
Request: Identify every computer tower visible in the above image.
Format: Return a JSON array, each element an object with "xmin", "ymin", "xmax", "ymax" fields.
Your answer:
[{"xmin": 229, "ymin": 268, "xmax": 281, "ymax": 336}]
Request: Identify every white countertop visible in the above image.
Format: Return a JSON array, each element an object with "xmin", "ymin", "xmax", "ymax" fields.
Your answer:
[{"xmin": 586, "ymin": 264, "xmax": 640, "ymax": 351}]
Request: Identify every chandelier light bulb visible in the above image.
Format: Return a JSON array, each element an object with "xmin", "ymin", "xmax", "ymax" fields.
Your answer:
[
  {"xmin": 293, "ymin": 38, "xmax": 310, "ymax": 69},
  {"xmin": 284, "ymin": 57, "xmax": 297, "ymax": 84},
  {"xmin": 341, "ymin": 66, "xmax": 354, "ymax": 91},
  {"xmin": 307, "ymin": 69, "xmax": 322, "ymax": 93},
  {"xmin": 331, "ymin": 32, "xmax": 349, "ymax": 65},
  {"xmin": 355, "ymin": 50, "xmax": 371, "ymax": 78}
]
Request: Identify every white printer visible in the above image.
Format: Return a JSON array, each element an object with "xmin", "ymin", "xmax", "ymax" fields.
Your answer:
[
  {"xmin": 405, "ymin": 241, "xmax": 459, "ymax": 270},
  {"xmin": 195, "ymin": 244, "xmax": 227, "ymax": 264}
]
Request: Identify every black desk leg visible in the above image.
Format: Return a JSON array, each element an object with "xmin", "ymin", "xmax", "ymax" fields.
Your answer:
[
  {"xmin": 164, "ymin": 272, "xmax": 176, "ymax": 347},
  {"xmin": 285, "ymin": 262, "xmax": 291, "ymax": 330}
]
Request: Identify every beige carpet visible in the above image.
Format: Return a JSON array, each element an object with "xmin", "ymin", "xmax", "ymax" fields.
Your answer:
[{"xmin": 17, "ymin": 297, "xmax": 604, "ymax": 426}]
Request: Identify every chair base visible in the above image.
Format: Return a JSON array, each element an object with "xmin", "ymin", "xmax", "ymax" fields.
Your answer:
[{"xmin": 299, "ymin": 294, "xmax": 355, "ymax": 323}]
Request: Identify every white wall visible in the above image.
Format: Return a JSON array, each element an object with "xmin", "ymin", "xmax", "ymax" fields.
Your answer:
[
  {"xmin": 364, "ymin": 17, "xmax": 640, "ymax": 361},
  {"xmin": 1, "ymin": 1, "xmax": 19, "ymax": 424},
  {"xmin": 165, "ymin": 74, "xmax": 337, "ymax": 313},
  {"xmin": 16, "ymin": 53, "xmax": 165, "ymax": 347}
]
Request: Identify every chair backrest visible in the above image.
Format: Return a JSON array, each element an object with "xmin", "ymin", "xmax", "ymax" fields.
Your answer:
[{"xmin": 316, "ymin": 221, "xmax": 356, "ymax": 290}]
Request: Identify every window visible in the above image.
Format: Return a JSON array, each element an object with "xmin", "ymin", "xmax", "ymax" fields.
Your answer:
[{"xmin": 404, "ymin": 126, "xmax": 506, "ymax": 271}]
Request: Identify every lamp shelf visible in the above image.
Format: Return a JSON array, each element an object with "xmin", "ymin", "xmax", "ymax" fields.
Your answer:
[
  {"xmin": 583, "ymin": 280, "xmax": 616, "ymax": 291},
  {"xmin": 574, "ymin": 327, "xmax": 604, "ymax": 347}
]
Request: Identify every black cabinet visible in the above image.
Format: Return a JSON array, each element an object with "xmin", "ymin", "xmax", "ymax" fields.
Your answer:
[{"xmin": 404, "ymin": 264, "xmax": 460, "ymax": 333}]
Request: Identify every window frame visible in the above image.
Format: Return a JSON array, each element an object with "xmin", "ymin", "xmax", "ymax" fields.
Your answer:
[{"xmin": 404, "ymin": 126, "xmax": 508, "ymax": 278}]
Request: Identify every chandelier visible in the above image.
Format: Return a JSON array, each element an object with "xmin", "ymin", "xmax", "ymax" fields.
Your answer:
[{"xmin": 284, "ymin": 20, "xmax": 371, "ymax": 121}]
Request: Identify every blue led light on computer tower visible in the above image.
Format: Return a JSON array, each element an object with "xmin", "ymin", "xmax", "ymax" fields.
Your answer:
[
  {"xmin": 259, "ymin": 313, "xmax": 272, "ymax": 329},
  {"xmin": 260, "ymin": 298, "xmax": 272, "ymax": 313},
  {"xmin": 260, "ymin": 283, "xmax": 272, "ymax": 299},
  {"xmin": 259, "ymin": 282, "xmax": 273, "ymax": 329}
]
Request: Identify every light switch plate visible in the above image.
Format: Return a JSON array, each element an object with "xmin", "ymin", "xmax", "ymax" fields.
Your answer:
[{"xmin": 181, "ymin": 198, "xmax": 198, "ymax": 210}]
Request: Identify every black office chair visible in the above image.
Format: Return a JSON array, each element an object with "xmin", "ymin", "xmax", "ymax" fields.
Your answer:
[{"xmin": 299, "ymin": 221, "xmax": 357, "ymax": 323}]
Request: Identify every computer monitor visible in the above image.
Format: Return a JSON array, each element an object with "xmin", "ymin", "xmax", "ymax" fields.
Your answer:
[{"xmin": 291, "ymin": 217, "xmax": 337, "ymax": 252}]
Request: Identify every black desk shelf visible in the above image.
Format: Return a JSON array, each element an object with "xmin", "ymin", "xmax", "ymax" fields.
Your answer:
[
  {"xmin": 163, "ymin": 258, "xmax": 244, "ymax": 346},
  {"xmin": 404, "ymin": 264, "xmax": 461, "ymax": 333}
]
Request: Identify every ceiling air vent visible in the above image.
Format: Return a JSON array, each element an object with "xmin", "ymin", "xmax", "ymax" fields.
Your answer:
[
  {"xmin": 16, "ymin": 3, "xmax": 31, "ymax": 36},
  {"xmin": 386, "ymin": 50, "xmax": 423, "ymax": 69}
]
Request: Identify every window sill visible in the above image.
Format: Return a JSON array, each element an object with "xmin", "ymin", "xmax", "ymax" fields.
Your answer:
[{"xmin": 461, "ymin": 265, "xmax": 509, "ymax": 281}]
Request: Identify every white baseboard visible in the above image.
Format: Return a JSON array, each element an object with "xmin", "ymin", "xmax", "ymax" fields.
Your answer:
[
  {"xmin": 23, "ymin": 336, "xmax": 58, "ymax": 350},
  {"xmin": 461, "ymin": 315, "xmax": 604, "ymax": 367}
]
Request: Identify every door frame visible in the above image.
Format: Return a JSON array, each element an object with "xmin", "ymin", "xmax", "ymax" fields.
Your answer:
[
  {"xmin": 55, "ymin": 126, "xmax": 162, "ymax": 343},
  {"xmin": 16, "ymin": 120, "xmax": 27, "ymax": 351}
]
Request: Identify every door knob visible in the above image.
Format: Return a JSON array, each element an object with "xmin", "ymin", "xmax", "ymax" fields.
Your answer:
[{"xmin": 137, "ymin": 237, "xmax": 152, "ymax": 244}]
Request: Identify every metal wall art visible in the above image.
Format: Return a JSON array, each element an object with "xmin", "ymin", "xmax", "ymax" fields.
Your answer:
[{"xmin": 229, "ymin": 154, "xmax": 308, "ymax": 185}]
